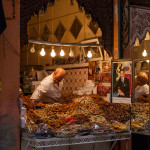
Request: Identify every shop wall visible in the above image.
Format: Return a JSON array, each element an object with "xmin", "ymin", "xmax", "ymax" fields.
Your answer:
[
  {"xmin": 47, "ymin": 68, "xmax": 88, "ymax": 94},
  {"xmin": 0, "ymin": 0, "xmax": 20, "ymax": 149},
  {"xmin": 22, "ymin": 0, "xmax": 102, "ymax": 67}
]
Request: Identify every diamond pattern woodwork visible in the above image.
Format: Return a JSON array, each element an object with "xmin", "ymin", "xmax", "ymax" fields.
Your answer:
[
  {"xmin": 41, "ymin": 25, "xmax": 51, "ymax": 41},
  {"xmin": 70, "ymin": 17, "xmax": 83, "ymax": 39},
  {"xmin": 54, "ymin": 22, "xmax": 66, "ymax": 42},
  {"xmin": 88, "ymin": 20, "xmax": 99, "ymax": 34}
]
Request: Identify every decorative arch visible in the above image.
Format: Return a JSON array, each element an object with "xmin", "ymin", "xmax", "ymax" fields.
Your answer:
[{"xmin": 20, "ymin": 0, "xmax": 113, "ymax": 55}]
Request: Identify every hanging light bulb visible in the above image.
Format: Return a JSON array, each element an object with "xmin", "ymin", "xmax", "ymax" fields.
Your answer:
[
  {"xmin": 69, "ymin": 47, "xmax": 74, "ymax": 57},
  {"xmin": 87, "ymin": 50, "xmax": 92, "ymax": 58},
  {"xmin": 142, "ymin": 49, "xmax": 147, "ymax": 57},
  {"xmin": 51, "ymin": 46, "xmax": 56, "ymax": 57},
  {"xmin": 146, "ymin": 60, "xmax": 149, "ymax": 63},
  {"xmin": 60, "ymin": 47, "xmax": 65, "ymax": 56},
  {"xmin": 30, "ymin": 44, "xmax": 35, "ymax": 53},
  {"xmin": 40, "ymin": 47, "xmax": 46, "ymax": 56}
]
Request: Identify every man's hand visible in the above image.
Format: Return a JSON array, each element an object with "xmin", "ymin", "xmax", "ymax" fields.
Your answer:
[
  {"xmin": 118, "ymin": 89, "xmax": 125, "ymax": 96},
  {"xmin": 29, "ymin": 99, "xmax": 35, "ymax": 109}
]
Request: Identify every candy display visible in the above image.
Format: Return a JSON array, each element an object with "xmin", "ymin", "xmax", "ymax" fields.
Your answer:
[{"xmin": 20, "ymin": 94, "xmax": 149, "ymax": 137}]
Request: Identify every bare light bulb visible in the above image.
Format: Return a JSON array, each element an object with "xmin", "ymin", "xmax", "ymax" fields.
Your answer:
[
  {"xmin": 146, "ymin": 60, "xmax": 149, "ymax": 63},
  {"xmin": 142, "ymin": 49, "xmax": 147, "ymax": 57},
  {"xmin": 69, "ymin": 48, "xmax": 74, "ymax": 57},
  {"xmin": 60, "ymin": 48, "xmax": 65, "ymax": 56},
  {"xmin": 87, "ymin": 50, "xmax": 92, "ymax": 58},
  {"xmin": 30, "ymin": 45, "xmax": 35, "ymax": 53},
  {"xmin": 40, "ymin": 47, "xmax": 46, "ymax": 56},
  {"xmin": 51, "ymin": 48, "xmax": 56, "ymax": 57}
]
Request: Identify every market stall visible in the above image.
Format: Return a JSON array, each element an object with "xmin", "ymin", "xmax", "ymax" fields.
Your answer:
[
  {"xmin": 20, "ymin": 89, "xmax": 149, "ymax": 150},
  {"xmin": 20, "ymin": 40, "xmax": 150, "ymax": 149}
]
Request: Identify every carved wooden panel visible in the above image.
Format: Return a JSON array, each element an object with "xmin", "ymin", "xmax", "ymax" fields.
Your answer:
[
  {"xmin": 130, "ymin": 6, "xmax": 150, "ymax": 46},
  {"xmin": 20, "ymin": 0, "xmax": 113, "ymax": 55}
]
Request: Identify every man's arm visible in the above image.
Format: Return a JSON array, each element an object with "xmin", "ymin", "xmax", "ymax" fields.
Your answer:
[
  {"xmin": 29, "ymin": 82, "xmax": 49, "ymax": 108},
  {"xmin": 29, "ymin": 90, "xmax": 39, "ymax": 109},
  {"xmin": 118, "ymin": 88, "xmax": 125, "ymax": 96},
  {"xmin": 123, "ymin": 78, "xmax": 130, "ymax": 97},
  {"xmin": 114, "ymin": 78, "xmax": 121, "ymax": 93}
]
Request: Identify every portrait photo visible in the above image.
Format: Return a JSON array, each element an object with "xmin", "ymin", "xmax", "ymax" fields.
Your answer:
[{"xmin": 112, "ymin": 60, "xmax": 132, "ymax": 104}]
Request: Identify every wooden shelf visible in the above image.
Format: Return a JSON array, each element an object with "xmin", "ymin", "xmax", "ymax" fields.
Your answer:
[{"xmin": 44, "ymin": 63, "xmax": 89, "ymax": 70}]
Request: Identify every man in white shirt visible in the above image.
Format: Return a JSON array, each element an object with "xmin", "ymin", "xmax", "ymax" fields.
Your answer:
[
  {"xmin": 134, "ymin": 72, "xmax": 149, "ymax": 100},
  {"xmin": 29, "ymin": 68, "xmax": 66, "ymax": 108}
]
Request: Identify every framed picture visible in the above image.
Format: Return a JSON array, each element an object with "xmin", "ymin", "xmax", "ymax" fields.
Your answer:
[
  {"xmin": 81, "ymin": 38, "xmax": 103, "ymax": 61},
  {"xmin": 97, "ymin": 84, "xmax": 111, "ymax": 96},
  {"xmin": 88, "ymin": 61, "xmax": 96, "ymax": 81},
  {"xmin": 112, "ymin": 60, "xmax": 132, "ymax": 104},
  {"xmin": 102, "ymin": 61, "xmax": 111, "ymax": 72},
  {"xmin": 134, "ymin": 59, "xmax": 149, "ymax": 75},
  {"xmin": 100, "ymin": 72, "xmax": 111, "ymax": 83},
  {"xmin": 22, "ymin": 65, "xmax": 43, "ymax": 92},
  {"xmin": 141, "ymin": 61, "xmax": 149, "ymax": 70}
]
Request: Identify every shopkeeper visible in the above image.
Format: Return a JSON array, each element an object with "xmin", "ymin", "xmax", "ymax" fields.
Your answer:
[
  {"xmin": 29, "ymin": 68, "xmax": 66, "ymax": 108},
  {"xmin": 134, "ymin": 71, "xmax": 149, "ymax": 100}
]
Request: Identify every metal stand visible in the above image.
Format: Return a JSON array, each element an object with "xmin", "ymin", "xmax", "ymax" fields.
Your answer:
[{"xmin": 22, "ymin": 132, "xmax": 131, "ymax": 149}]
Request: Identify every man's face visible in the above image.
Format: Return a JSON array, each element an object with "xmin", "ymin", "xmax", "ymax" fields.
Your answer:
[
  {"xmin": 120, "ymin": 71, "xmax": 124, "ymax": 78},
  {"xmin": 137, "ymin": 79, "xmax": 144, "ymax": 86},
  {"xmin": 136, "ymin": 77, "xmax": 146, "ymax": 86},
  {"xmin": 53, "ymin": 73, "xmax": 64, "ymax": 84}
]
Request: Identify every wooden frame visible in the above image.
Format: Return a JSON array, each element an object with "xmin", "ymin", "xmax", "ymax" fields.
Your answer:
[
  {"xmin": 22, "ymin": 65, "xmax": 43, "ymax": 92},
  {"xmin": 132, "ymin": 58, "xmax": 150, "ymax": 103},
  {"xmin": 81, "ymin": 38, "xmax": 103, "ymax": 61}
]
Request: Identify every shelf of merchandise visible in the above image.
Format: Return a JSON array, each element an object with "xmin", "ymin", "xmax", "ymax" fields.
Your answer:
[
  {"xmin": 44, "ymin": 63, "xmax": 89, "ymax": 70},
  {"xmin": 22, "ymin": 132, "xmax": 131, "ymax": 150}
]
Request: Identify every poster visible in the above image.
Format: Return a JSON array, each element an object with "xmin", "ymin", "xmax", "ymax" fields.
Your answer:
[{"xmin": 112, "ymin": 60, "xmax": 132, "ymax": 104}]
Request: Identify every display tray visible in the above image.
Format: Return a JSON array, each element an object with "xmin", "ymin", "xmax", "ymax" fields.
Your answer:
[
  {"xmin": 109, "ymin": 130, "xmax": 130, "ymax": 134},
  {"xmin": 23, "ymin": 129, "xmax": 131, "ymax": 139},
  {"xmin": 77, "ymin": 129, "xmax": 92, "ymax": 136},
  {"xmin": 90, "ymin": 131, "xmax": 111, "ymax": 135},
  {"xmin": 34, "ymin": 132, "xmax": 55, "ymax": 139},
  {"xmin": 22, "ymin": 132, "xmax": 131, "ymax": 149},
  {"xmin": 131, "ymin": 129, "xmax": 146, "ymax": 132},
  {"xmin": 55, "ymin": 134, "xmax": 77, "ymax": 138}
]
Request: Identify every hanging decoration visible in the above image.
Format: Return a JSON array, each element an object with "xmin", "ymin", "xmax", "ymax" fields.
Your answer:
[
  {"xmin": 50, "ymin": 46, "xmax": 56, "ymax": 57},
  {"xmin": 40, "ymin": 47, "xmax": 46, "ymax": 56},
  {"xmin": 60, "ymin": 47, "xmax": 65, "ymax": 56},
  {"xmin": 69, "ymin": 47, "xmax": 74, "ymax": 57},
  {"xmin": 87, "ymin": 50, "xmax": 92, "ymax": 58},
  {"xmin": 142, "ymin": 50, "xmax": 147, "ymax": 57},
  {"xmin": 30, "ymin": 44, "xmax": 35, "ymax": 53}
]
